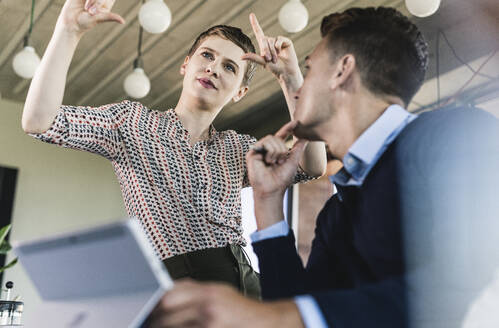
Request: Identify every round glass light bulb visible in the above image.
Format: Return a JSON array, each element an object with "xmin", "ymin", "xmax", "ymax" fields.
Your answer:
[
  {"xmin": 405, "ymin": 0, "xmax": 441, "ymax": 18},
  {"xmin": 139, "ymin": 0, "xmax": 172, "ymax": 34},
  {"xmin": 124, "ymin": 68, "xmax": 151, "ymax": 99},
  {"xmin": 12, "ymin": 46, "xmax": 41, "ymax": 79},
  {"xmin": 278, "ymin": 0, "xmax": 309, "ymax": 33}
]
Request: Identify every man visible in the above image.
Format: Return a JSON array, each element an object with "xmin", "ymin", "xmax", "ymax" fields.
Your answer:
[
  {"xmin": 148, "ymin": 6, "xmax": 499, "ymax": 328},
  {"xmin": 21, "ymin": 0, "xmax": 326, "ymax": 298}
]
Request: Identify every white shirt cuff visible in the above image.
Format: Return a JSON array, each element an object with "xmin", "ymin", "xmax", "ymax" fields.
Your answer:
[
  {"xmin": 250, "ymin": 220, "xmax": 289, "ymax": 243},
  {"xmin": 295, "ymin": 295, "xmax": 329, "ymax": 328}
]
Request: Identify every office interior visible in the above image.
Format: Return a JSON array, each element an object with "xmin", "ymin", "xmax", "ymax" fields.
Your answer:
[{"xmin": 0, "ymin": 0, "xmax": 498, "ymax": 324}]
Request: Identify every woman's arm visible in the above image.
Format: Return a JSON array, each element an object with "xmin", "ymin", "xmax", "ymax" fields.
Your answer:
[
  {"xmin": 242, "ymin": 13, "xmax": 326, "ymax": 177},
  {"xmin": 22, "ymin": 0, "xmax": 124, "ymax": 134}
]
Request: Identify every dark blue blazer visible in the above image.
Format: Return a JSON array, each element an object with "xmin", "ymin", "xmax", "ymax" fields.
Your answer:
[{"xmin": 252, "ymin": 107, "xmax": 499, "ymax": 327}]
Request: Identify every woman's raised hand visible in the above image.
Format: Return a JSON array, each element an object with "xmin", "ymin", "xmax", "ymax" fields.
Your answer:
[
  {"xmin": 58, "ymin": 0, "xmax": 124, "ymax": 36},
  {"xmin": 242, "ymin": 13, "xmax": 300, "ymax": 81}
]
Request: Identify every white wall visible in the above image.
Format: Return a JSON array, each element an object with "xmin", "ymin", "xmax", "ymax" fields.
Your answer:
[{"xmin": 0, "ymin": 98, "xmax": 126, "ymax": 319}]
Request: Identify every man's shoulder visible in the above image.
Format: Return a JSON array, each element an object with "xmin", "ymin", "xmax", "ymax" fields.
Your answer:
[
  {"xmin": 409, "ymin": 106, "xmax": 497, "ymax": 132},
  {"xmin": 397, "ymin": 106, "xmax": 499, "ymax": 147},
  {"xmin": 390, "ymin": 106, "xmax": 499, "ymax": 174}
]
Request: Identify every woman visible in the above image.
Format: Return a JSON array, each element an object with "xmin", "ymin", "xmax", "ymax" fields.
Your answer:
[{"xmin": 21, "ymin": 0, "xmax": 326, "ymax": 299}]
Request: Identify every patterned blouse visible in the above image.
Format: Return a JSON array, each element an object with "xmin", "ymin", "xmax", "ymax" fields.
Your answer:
[{"xmin": 31, "ymin": 101, "xmax": 312, "ymax": 259}]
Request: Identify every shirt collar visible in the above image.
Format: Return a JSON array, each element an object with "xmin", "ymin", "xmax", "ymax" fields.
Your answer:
[
  {"xmin": 348, "ymin": 105, "xmax": 412, "ymax": 164},
  {"xmin": 167, "ymin": 109, "xmax": 217, "ymax": 142},
  {"xmin": 331, "ymin": 104, "xmax": 416, "ymax": 187}
]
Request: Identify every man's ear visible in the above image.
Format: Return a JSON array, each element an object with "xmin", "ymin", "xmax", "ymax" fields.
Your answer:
[
  {"xmin": 233, "ymin": 86, "xmax": 249, "ymax": 103},
  {"xmin": 330, "ymin": 54, "xmax": 355, "ymax": 90},
  {"xmin": 180, "ymin": 56, "xmax": 190, "ymax": 75}
]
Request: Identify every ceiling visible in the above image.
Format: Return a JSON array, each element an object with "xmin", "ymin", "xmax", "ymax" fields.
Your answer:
[{"xmin": 1, "ymin": 0, "xmax": 498, "ymax": 137}]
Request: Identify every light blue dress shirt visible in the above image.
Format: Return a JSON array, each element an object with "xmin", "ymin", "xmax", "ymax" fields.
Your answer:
[
  {"xmin": 250, "ymin": 105, "xmax": 417, "ymax": 328},
  {"xmin": 331, "ymin": 104, "xmax": 417, "ymax": 188}
]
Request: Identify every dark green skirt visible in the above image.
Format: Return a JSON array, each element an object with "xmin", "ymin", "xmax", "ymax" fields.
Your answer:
[{"xmin": 162, "ymin": 244, "xmax": 261, "ymax": 299}]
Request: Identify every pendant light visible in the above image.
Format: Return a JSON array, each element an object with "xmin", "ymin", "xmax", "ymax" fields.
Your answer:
[
  {"xmin": 138, "ymin": 0, "xmax": 172, "ymax": 34},
  {"xmin": 12, "ymin": 0, "xmax": 41, "ymax": 79},
  {"xmin": 124, "ymin": 19, "xmax": 151, "ymax": 99},
  {"xmin": 278, "ymin": 0, "xmax": 309, "ymax": 33},
  {"xmin": 405, "ymin": 0, "xmax": 441, "ymax": 18}
]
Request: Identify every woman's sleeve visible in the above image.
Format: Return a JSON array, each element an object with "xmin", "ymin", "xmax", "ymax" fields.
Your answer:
[{"xmin": 29, "ymin": 100, "xmax": 136, "ymax": 160}]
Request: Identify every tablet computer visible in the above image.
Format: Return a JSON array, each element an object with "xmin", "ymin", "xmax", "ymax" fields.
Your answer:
[{"xmin": 14, "ymin": 219, "xmax": 172, "ymax": 328}]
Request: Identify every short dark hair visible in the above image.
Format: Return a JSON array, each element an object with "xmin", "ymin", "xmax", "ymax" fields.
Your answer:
[
  {"xmin": 320, "ymin": 7, "xmax": 429, "ymax": 106},
  {"xmin": 188, "ymin": 25, "xmax": 257, "ymax": 87}
]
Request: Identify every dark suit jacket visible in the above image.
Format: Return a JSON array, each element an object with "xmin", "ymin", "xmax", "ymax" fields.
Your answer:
[{"xmin": 252, "ymin": 107, "xmax": 499, "ymax": 327}]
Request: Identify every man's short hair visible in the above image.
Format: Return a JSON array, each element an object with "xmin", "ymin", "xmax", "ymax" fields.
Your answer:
[
  {"xmin": 188, "ymin": 25, "xmax": 257, "ymax": 87},
  {"xmin": 320, "ymin": 7, "xmax": 429, "ymax": 106}
]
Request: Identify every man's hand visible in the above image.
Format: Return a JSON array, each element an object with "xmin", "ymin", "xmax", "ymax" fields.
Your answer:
[
  {"xmin": 242, "ymin": 13, "xmax": 302, "ymax": 88},
  {"xmin": 246, "ymin": 121, "xmax": 307, "ymax": 230},
  {"xmin": 147, "ymin": 280, "xmax": 304, "ymax": 328},
  {"xmin": 58, "ymin": 0, "xmax": 124, "ymax": 36},
  {"xmin": 246, "ymin": 121, "xmax": 307, "ymax": 198}
]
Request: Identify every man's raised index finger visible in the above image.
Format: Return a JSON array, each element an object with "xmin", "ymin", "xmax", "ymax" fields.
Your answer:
[{"xmin": 275, "ymin": 121, "xmax": 298, "ymax": 140}]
